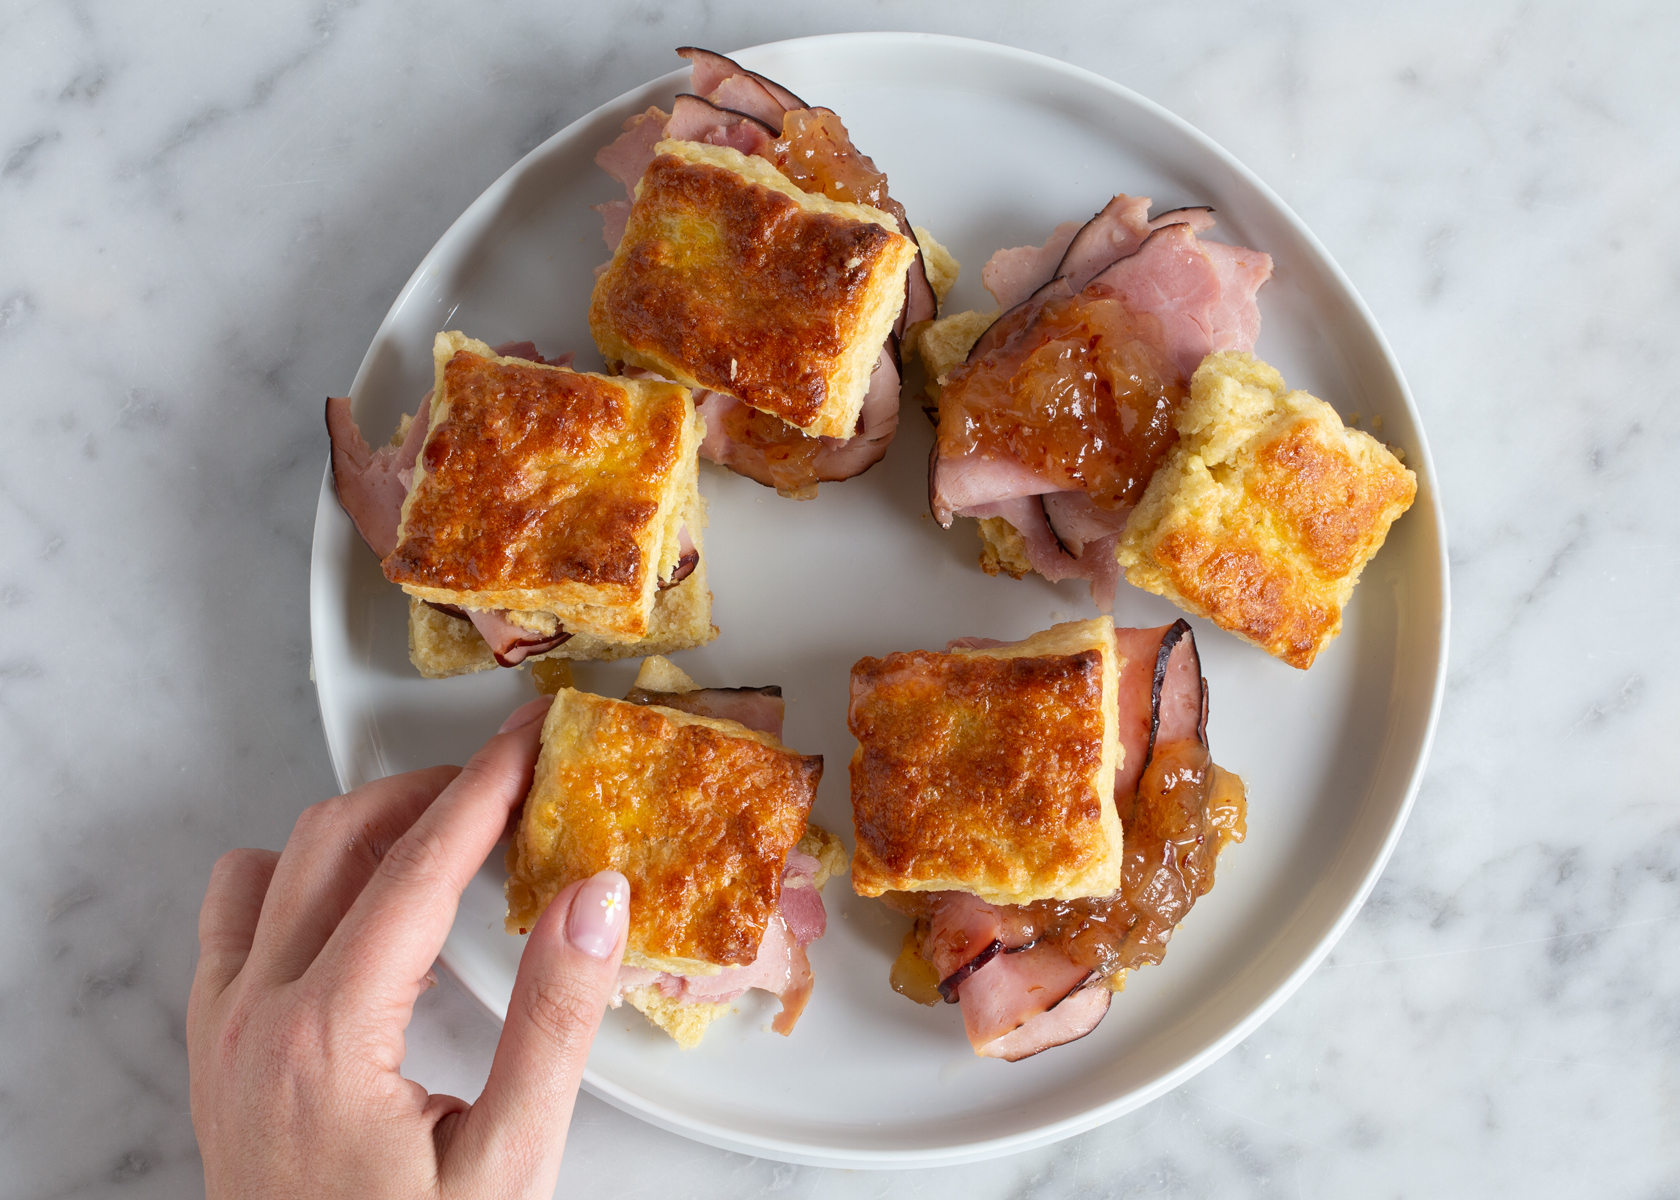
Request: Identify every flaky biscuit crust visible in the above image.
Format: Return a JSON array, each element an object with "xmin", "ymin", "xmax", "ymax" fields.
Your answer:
[
  {"xmin": 505, "ymin": 690, "xmax": 822, "ymax": 971},
  {"xmin": 385, "ymin": 333, "xmax": 698, "ymax": 641},
  {"xmin": 847, "ymin": 619, "xmax": 1122, "ymax": 905},
  {"xmin": 589, "ymin": 141, "xmax": 916, "ymax": 440},
  {"xmin": 1118, "ymin": 352, "xmax": 1417, "ymax": 669}
]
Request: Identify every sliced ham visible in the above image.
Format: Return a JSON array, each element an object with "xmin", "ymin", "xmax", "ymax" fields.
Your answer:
[
  {"xmin": 982, "ymin": 220, "xmax": 1083, "ymax": 310},
  {"xmin": 1052, "ymin": 193, "xmax": 1153, "ymax": 293},
  {"xmin": 678, "ymin": 46, "xmax": 808, "ymax": 111},
  {"xmin": 693, "ymin": 347, "xmax": 899, "ymax": 498},
  {"xmin": 326, "ymin": 391, "xmax": 430, "ymax": 560},
  {"xmin": 665, "ymin": 92, "xmax": 777, "ymax": 155},
  {"xmin": 1085, "ymin": 222, "xmax": 1273, "ymax": 378},
  {"xmin": 957, "ymin": 944, "xmax": 1097, "ymax": 1053},
  {"xmin": 624, "ymin": 684, "xmax": 785, "ymax": 737},
  {"xmin": 464, "ymin": 609, "xmax": 571, "ymax": 668},
  {"xmin": 1112, "ymin": 620, "xmax": 1204, "ymax": 802},
  {"xmin": 1040, "ymin": 491, "xmax": 1131, "ymax": 557},
  {"xmin": 596, "ymin": 105, "xmax": 670, "ymax": 199},
  {"xmin": 611, "ymin": 848, "xmax": 828, "ymax": 1036},
  {"xmin": 977, "ymin": 982, "xmax": 1111, "ymax": 1061}
]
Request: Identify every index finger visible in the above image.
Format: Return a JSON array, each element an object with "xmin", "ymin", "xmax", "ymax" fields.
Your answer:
[{"xmin": 305, "ymin": 697, "xmax": 551, "ymax": 1012}]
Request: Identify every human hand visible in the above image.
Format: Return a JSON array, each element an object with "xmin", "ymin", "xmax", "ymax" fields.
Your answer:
[{"xmin": 187, "ymin": 696, "xmax": 629, "ymax": 1199}]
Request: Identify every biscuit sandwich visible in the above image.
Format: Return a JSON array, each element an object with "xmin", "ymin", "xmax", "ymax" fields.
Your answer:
[
  {"xmin": 918, "ymin": 194, "xmax": 1272, "ymax": 610},
  {"xmin": 506, "ymin": 656, "xmax": 848, "ymax": 1047},
  {"xmin": 327, "ymin": 332, "xmax": 717, "ymax": 678},
  {"xmin": 848, "ymin": 617, "xmax": 1245, "ymax": 1060},
  {"xmin": 1118, "ymin": 352, "xmax": 1417, "ymax": 669},
  {"xmin": 590, "ymin": 48, "xmax": 953, "ymax": 499}
]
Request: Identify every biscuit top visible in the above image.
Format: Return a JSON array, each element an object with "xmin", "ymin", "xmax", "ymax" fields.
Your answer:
[
  {"xmin": 1118, "ymin": 352, "xmax": 1417, "ymax": 669},
  {"xmin": 384, "ymin": 334, "xmax": 693, "ymax": 614},
  {"xmin": 847, "ymin": 618, "xmax": 1123, "ymax": 905},
  {"xmin": 505, "ymin": 688, "xmax": 822, "ymax": 972},
  {"xmin": 588, "ymin": 140, "xmax": 916, "ymax": 440}
]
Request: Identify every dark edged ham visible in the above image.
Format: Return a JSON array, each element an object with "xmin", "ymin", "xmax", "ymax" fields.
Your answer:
[
  {"xmin": 326, "ymin": 391, "xmax": 430, "ymax": 560},
  {"xmin": 665, "ymin": 92, "xmax": 777, "ymax": 157},
  {"xmin": 1112, "ymin": 620, "xmax": 1205, "ymax": 801},
  {"xmin": 977, "ymin": 981, "xmax": 1111, "ymax": 1061},
  {"xmin": 465, "ymin": 609, "xmax": 571, "ymax": 668},
  {"xmin": 1084, "ymin": 222, "xmax": 1273, "ymax": 378},
  {"xmin": 693, "ymin": 346, "xmax": 900, "ymax": 499},
  {"xmin": 1052, "ymin": 193, "xmax": 1153, "ymax": 293},
  {"xmin": 623, "ymin": 684, "xmax": 785, "ymax": 737},
  {"xmin": 678, "ymin": 46, "xmax": 808, "ymax": 113},
  {"xmin": 957, "ymin": 943, "xmax": 1099, "ymax": 1057}
]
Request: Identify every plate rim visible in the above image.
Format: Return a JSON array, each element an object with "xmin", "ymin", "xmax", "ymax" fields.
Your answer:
[{"xmin": 309, "ymin": 30, "xmax": 1451, "ymax": 1168}]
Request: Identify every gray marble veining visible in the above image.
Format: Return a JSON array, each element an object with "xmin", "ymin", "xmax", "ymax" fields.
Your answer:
[{"xmin": 1, "ymin": 2, "xmax": 1675, "ymax": 1196}]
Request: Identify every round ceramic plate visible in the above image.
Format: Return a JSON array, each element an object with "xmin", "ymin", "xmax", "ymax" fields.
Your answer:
[{"xmin": 309, "ymin": 33, "xmax": 1448, "ymax": 1169}]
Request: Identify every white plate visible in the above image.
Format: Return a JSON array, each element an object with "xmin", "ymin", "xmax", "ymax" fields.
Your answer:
[{"xmin": 309, "ymin": 33, "xmax": 1448, "ymax": 1169}]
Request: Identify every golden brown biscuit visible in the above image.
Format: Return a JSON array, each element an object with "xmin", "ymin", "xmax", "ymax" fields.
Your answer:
[
  {"xmin": 404, "ymin": 504, "xmax": 716, "ymax": 679},
  {"xmin": 848, "ymin": 618, "xmax": 1122, "ymax": 905},
  {"xmin": 504, "ymin": 688, "xmax": 823, "ymax": 974},
  {"xmin": 385, "ymin": 332, "xmax": 702, "ymax": 642},
  {"xmin": 589, "ymin": 140, "xmax": 917, "ymax": 440},
  {"xmin": 1118, "ymin": 352, "xmax": 1417, "ymax": 669}
]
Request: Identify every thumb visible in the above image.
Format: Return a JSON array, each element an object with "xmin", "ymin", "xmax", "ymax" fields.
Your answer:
[{"xmin": 445, "ymin": 870, "xmax": 629, "ymax": 1197}]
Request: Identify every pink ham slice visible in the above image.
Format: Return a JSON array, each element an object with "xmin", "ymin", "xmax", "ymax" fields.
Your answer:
[
  {"xmin": 624, "ymin": 684, "xmax": 785, "ymax": 736},
  {"xmin": 957, "ymin": 945, "xmax": 1102, "ymax": 1060},
  {"xmin": 464, "ymin": 610, "xmax": 571, "ymax": 668},
  {"xmin": 326, "ymin": 391, "xmax": 430, "ymax": 560},
  {"xmin": 692, "ymin": 346, "xmax": 900, "ymax": 496},
  {"xmin": 612, "ymin": 849, "xmax": 828, "ymax": 1036},
  {"xmin": 1051, "ymin": 193, "xmax": 1153, "ymax": 294},
  {"xmin": 1084, "ymin": 222, "xmax": 1273, "ymax": 378},
  {"xmin": 976, "ymin": 981, "xmax": 1111, "ymax": 1061},
  {"xmin": 982, "ymin": 220, "xmax": 1083, "ymax": 310},
  {"xmin": 678, "ymin": 46, "xmax": 808, "ymax": 111},
  {"xmin": 665, "ymin": 93, "xmax": 777, "ymax": 157}
]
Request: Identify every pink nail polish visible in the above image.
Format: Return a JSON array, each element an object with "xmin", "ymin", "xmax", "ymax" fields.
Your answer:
[
  {"xmin": 498, "ymin": 696, "xmax": 552, "ymax": 734},
  {"xmin": 566, "ymin": 870, "xmax": 629, "ymax": 959}
]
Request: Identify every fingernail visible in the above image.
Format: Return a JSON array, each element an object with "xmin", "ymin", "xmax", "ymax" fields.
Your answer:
[
  {"xmin": 566, "ymin": 870, "xmax": 629, "ymax": 960},
  {"xmin": 498, "ymin": 696, "xmax": 553, "ymax": 734}
]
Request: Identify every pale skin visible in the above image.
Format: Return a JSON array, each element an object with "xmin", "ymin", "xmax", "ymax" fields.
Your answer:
[{"xmin": 187, "ymin": 695, "xmax": 630, "ymax": 1199}]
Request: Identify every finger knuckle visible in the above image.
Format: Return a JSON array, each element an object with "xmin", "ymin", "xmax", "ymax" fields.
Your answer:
[
  {"xmin": 374, "ymin": 822, "xmax": 450, "ymax": 887},
  {"xmin": 520, "ymin": 976, "xmax": 601, "ymax": 1044}
]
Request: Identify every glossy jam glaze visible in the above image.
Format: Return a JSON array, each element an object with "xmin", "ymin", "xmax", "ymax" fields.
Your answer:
[{"xmin": 937, "ymin": 291, "xmax": 1188, "ymax": 510}]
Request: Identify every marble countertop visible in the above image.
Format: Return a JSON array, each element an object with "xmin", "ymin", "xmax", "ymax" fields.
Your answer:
[{"xmin": 4, "ymin": 3, "xmax": 1675, "ymax": 1196}]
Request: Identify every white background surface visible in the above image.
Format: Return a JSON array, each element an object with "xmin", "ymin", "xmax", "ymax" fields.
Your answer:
[{"xmin": 1, "ymin": 2, "xmax": 1674, "ymax": 1196}]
